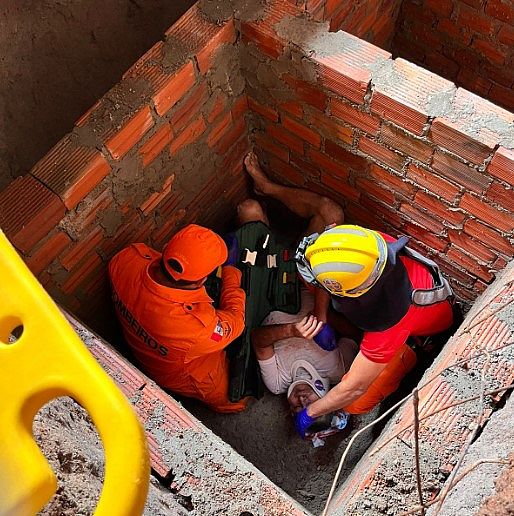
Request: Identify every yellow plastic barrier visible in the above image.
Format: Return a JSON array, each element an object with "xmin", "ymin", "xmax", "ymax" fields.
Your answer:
[{"xmin": 0, "ymin": 230, "xmax": 149, "ymax": 516}]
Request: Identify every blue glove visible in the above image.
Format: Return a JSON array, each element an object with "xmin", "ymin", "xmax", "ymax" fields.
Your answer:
[
  {"xmin": 294, "ymin": 407, "xmax": 317, "ymax": 439},
  {"xmin": 313, "ymin": 323, "xmax": 338, "ymax": 351},
  {"xmin": 223, "ymin": 232, "xmax": 239, "ymax": 267}
]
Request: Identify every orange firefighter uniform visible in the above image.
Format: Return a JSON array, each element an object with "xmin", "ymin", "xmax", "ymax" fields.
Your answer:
[{"xmin": 109, "ymin": 242, "xmax": 247, "ymax": 413}]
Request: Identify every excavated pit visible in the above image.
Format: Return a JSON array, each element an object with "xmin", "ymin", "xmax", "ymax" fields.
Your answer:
[{"xmin": 2, "ymin": 0, "xmax": 513, "ymax": 514}]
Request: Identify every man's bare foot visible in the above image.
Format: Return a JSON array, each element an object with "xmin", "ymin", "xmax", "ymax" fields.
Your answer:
[{"xmin": 244, "ymin": 151, "xmax": 274, "ymax": 196}]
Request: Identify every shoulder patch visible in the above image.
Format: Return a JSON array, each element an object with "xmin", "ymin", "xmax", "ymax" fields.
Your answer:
[{"xmin": 210, "ymin": 320, "xmax": 224, "ymax": 342}]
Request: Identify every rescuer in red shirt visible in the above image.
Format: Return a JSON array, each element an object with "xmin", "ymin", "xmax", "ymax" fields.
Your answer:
[
  {"xmin": 242, "ymin": 152, "xmax": 454, "ymax": 437},
  {"xmin": 108, "ymin": 224, "xmax": 247, "ymax": 413}
]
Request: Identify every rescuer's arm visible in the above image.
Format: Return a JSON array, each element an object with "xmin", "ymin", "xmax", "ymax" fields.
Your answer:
[
  {"xmin": 312, "ymin": 288, "xmax": 331, "ymax": 322},
  {"xmin": 251, "ymin": 315, "xmax": 323, "ymax": 360},
  {"xmin": 305, "ymin": 351, "xmax": 387, "ymax": 417}
]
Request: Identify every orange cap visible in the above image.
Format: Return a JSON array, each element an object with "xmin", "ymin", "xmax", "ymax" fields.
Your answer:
[{"xmin": 162, "ymin": 224, "xmax": 228, "ymax": 281}]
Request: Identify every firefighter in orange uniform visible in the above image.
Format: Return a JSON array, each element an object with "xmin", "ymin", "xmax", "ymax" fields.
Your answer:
[{"xmin": 108, "ymin": 224, "xmax": 247, "ymax": 413}]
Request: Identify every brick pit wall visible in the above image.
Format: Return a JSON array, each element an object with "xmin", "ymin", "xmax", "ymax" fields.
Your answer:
[
  {"xmin": 393, "ymin": 0, "xmax": 514, "ymax": 112},
  {"xmin": 0, "ymin": 0, "xmax": 513, "ymax": 337}
]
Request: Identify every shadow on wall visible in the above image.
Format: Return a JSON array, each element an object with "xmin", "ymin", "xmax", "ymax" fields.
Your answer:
[{"xmin": 0, "ymin": 0, "xmax": 196, "ymax": 189}]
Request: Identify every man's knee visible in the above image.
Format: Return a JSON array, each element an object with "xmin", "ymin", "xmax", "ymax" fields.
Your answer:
[
  {"xmin": 237, "ymin": 198, "xmax": 268, "ymax": 225},
  {"xmin": 318, "ymin": 197, "xmax": 344, "ymax": 226}
]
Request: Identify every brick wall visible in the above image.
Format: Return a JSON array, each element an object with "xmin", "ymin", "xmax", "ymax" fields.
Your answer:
[
  {"xmin": 0, "ymin": 5, "xmax": 250, "ymax": 336},
  {"xmin": 0, "ymin": 0, "xmax": 513, "ymax": 334},
  {"xmin": 393, "ymin": 0, "xmax": 514, "ymax": 112},
  {"xmin": 290, "ymin": 0, "xmax": 402, "ymax": 48},
  {"xmin": 241, "ymin": 0, "xmax": 514, "ymax": 303}
]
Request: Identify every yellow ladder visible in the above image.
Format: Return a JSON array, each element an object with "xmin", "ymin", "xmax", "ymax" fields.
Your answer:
[{"xmin": 0, "ymin": 230, "xmax": 149, "ymax": 515}]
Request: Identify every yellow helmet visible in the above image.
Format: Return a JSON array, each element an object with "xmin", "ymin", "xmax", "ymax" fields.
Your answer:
[{"xmin": 304, "ymin": 225, "xmax": 387, "ymax": 297}]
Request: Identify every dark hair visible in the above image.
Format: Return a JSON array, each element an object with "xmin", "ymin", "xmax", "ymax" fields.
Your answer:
[{"xmin": 160, "ymin": 258, "xmax": 199, "ymax": 287}]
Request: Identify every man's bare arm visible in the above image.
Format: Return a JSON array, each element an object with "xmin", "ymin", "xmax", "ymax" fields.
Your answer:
[
  {"xmin": 251, "ymin": 315, "xmax": 323, "ymax": 360},
  {"xmin": 306, "ymin": 352, "xmax": 387, "ymax": 417}
]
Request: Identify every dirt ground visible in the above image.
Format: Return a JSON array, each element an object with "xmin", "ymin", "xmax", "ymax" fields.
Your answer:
[{"xmin": 0, "ymin": 0, "xmax": 196, "ymax": 190}]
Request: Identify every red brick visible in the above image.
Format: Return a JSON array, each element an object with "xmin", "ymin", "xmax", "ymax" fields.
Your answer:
[
  {"xmin": 269, "ymin": 156, "xmax": 305, "ymax": 186},
  {"xmin": 279, "ymin": 101, "xmax": 303, "ymax": 119},
  {"xmin": 371, "ymin": 90, "xmax": 428, "ymax": 136},
  {"xmin": 498, "ymin": 23, "xmax": 514, "ymax": 45},
  {"xmin": 448, "ymin": 229, "xmax": 497, "ymax": 263},
  {"xmin": 214, "ymin": 118, "xmax": 246, "ymax": 156},
  {"xmin": 432, "ymin": 150, "xmax": 491, "ymax": 194},
  {"xmin": 424, "ymin": 51, "xmax": 460, "ymax": 81},
  {"xmin": 456, "ymin": 68, "xmax": 493, "ymax": 98},
  {"xmin": 489, "ymin": 84, "xmax": 514, "ymax": 112},
  {"xmin": 267, "ymin": 124, "xmax": 304, "ymax": 155},
  {"xmin": 464, "ymin": 219, "xmax": 514, "ymax": 256},
  {"xmin": 170, "ymin": 82, "xmax": 209, "ymax": 131},
  {"xmin": 290, "ymin": 153, "xmax": 320, "ymax": 182},
  {"xmin": 308, "ymin": 148, "xmax": 350, "ymax": 179},
  {"xmin": 196, "ymin": 21, "xmax": 237, "ymax": 74},
  {"xmin": 283, "ymin": 74, "xmax": 327, "ymax": 111},
  {"xmin": 255, "ymin": 132, "xmax": 289, "ymax": 163},
  {"xmin": 207, "ymin": 111, "xmax": 233, "ymax": 148},
  {"xmin": 485, "ymin": 0, "xmax": 514, "ymax": 24},
  {"xmin": 459, "ymin": 193, "xmax": 514, "ymax": 232},
  {"xmin": 316, "ymin": 57, "xmax": 371, "ymax": 105},
  {"xmin": 62, "ymin": 253, "xmax": 103, "ymax": 295},
  {"xmin": 406, "ymin": 164, "xmax": 460, "ymax": 202},
  {"xmin": 357, "ymin": 178, "xmax": 396, "ymax": 205},
  {"xmin": 73, "ymin": 187, "xmax": 113, "ymax": 235},
  {"xmin": 31, "ymin": 137, "xmax": 111, "ymax": 210},
  {"xmin": 169, "ymin": 116, "xmax": 206, "ymax": 155},
  {"xmin": 446, "ymin": 246, "xmax": 495, "ymax": 283},
  {"xmin": 307, "ymin": 109, "xmax": 353, "ymax": 145},
  {"xmin": 381, "ymin": 124, "xmax": 433, "ymax": 164},
  {"xmin": 399, "ymin": 202, "xmax": 445, "ymax": 234},
  {"xmin": 75, "ymin": 99, "xmax": 101, "ymax": 128},
  {"xmin": 457, "ymin": 4, "xmax": 494, "ymax": 33},
  {"xmin": 26, "ymin": 231, "xmax": 71, "ymax": 276},
  {"xmin": 369, "ymin": 164, "xmax": 416, "ymax": 198},
  {"xmin": 346, "ymin": 201, "xmax": 385, "ymax": 230},
  {"xmin": 402, "ymin": 222, "xmax": 449, "ymax": 253},
  {"xmin": 437, "ymin": 19, "xmax": 472, "ymax": 45},
  {"xmin": 241, "ymin": 21, "xmax": 285, "ymax": 59},
  {"xmin": 0, "ymin": 176, "xmax": 65, "ymax": 253},
  {"xmin": 139, "ymin": 124, "xmax": 173, "ymax": 167},
  {"xmin": 491, "ymin": 255, "xmax": 508, "ymax": 271},
  {"xmin": 325, "ymin": 140, "xmax": 368, "ymax": 173},
  {"xmin": 139, "ymin": 175, "xmax": 175, "ymax": 215},
  {"xmin": 430, "ymin": 119, "xmax": 492, "ymax": 165},
  {"xmin": 206, "ymin": 93, "xmax": 227, "ymax": 123},
  {"xmin": 61, "ymin": 226, "xmax": 104, "ymax": 271},
  {"xmin": 438, "ymin": 256, "xmax": 476, "ymax": 287},
  {"xmin": 311, "ymin": 176, "xmax": 361, "ymax": 204},
  {"xmin": 331, "ymin": 99, "xmax": 380, "ymax": 135},
  {"xmin": 282, "ymin": 116, "xmax": 321, "ymax": 148},
  {"xmin": 415, "ymin": 191, "xmax": 466, "ymax": 226},
  {"xmin": 231, "ymin": 95, "xmax": 249, "ymax": 121},
  {"xmin": 472, "ymin": 38, "xmax": 507, "ymax": 65},
  {"xmin": 487, "ymin": 147, "xmax": 514, "ymax": 187},
  {"xmin": 487, "ymin": 182, "xmax": 514, "ymax": 212},
  {"xmin": 106, "ymin": 107, "xmax": 154, "ymax": 160},
  {"xmin": 361, "ymin": 196, "xmax": 404, "ymax": 229},
  {"xmin": 358, "ymin": 137, "xmax": 405, "ymax": 171},
  {"xmin": 426, "ymin": 0, "xmax": 454, "ymax": 17},
  {"xmin": 248, "ymin": 97, "xmax": 279, "ymax": 122},
  {"xmin": 152, "ymin": 61, "xmax": 196, "ymax": 116}
]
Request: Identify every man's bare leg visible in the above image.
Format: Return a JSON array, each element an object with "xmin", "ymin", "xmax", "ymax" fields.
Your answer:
[{"xmin": 244, "ymin": 151, "xmax": 344, "ymax": 234}]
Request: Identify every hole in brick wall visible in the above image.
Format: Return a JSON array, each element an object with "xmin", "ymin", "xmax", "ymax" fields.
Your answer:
[{"xmin": 326, "ymin": 0, "xmax": 513, "ymax": 112}]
